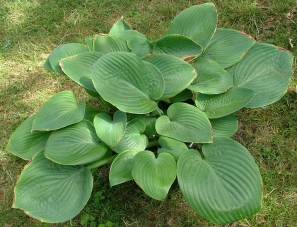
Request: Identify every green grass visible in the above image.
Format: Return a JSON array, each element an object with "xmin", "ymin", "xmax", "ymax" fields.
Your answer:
[{"xmin": 1, "ymin": 0, "xmax": 296, "ymax": 226}]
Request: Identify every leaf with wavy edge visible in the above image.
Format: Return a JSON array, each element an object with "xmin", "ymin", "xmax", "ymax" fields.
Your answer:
[
  {"xmin": 45, "ymin": 120, "xmax": 108, "ymax": 165},
  {"xmin": 32, "ymin": 91, "xmax": 85, "ymax": 131},
  {"xmin": 13, "ymin": 151, "xmax": 93, "ymax": 223},
  {"xmin": 177, "ymin": 137, "xmax": 262, "ymax": 225}
]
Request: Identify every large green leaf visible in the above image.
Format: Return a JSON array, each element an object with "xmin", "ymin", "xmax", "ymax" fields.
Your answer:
[
  {"xmin": 153, "ymin": 35, "xmax": 202, "ymax": 58},
  {"xmin": 112, "ymin": 119, "xmax": 148, "ymax": 153},
  {"xmin": 109, "ymin": 150, "xmax": 137, "ymax": 186},
  {"xmin": 6, "ymin": 115, "xmax": 51, "ymax": 160},
  {"xmin": 210, "ymin": 114, "xmax": 238, "ymax": 138},
  {"xmin": 201, "ymin": 28, "xmax": 255, "ymax": 68},
  {"xmin": 157, "ymin": 136, "xmax": 188, "ymax": 161},
  {"xmin": 156, "ymin": 103, "xmax": 212, "ymax": 143},
  {"xmin": 13, "ymin": 151, "xmax": 93, "ymax": 223},
  {"xmin": 188, "ymin": 58, "xmax": 233, "ymax": 94},
  {"xmin": 45, "ymin": 43, "xmax": 88, "ymax": 74},
  {"xmin": 93, "ymin": 111, "xmax": 127, "ymax": 147},
  {"xmin": 32, "ymin": 91, "xmax": 85, "ymax": 131},
  {"xmin": 167, "ymin": 3, "xmax": 217, "ymax": 48},
  {"xmin": 132, "ymin": 151, "xmax": 176, "ymax": 201},
  {"xmin": 92, "ymin": 52, "xmax": 164, "ymax": 114},
  {"xmin": 143, "ymin": 54, "xmax": 197, "ymax": 98},
  {"xmin": 177, "ymin": 137, "xmax": 262, "ymax": 225},
  {"xmin": 227, "ymin": 42, "xmax": 294, "ymax": 108},
  {"xmin": 93, "ymin": 35, "xmax": 129, "ymax": 53},
  {"xmin": 45, "ymin": 120, "xmax": 108, "ymax": 165},
  {"xmin": 195, "ymin": 87, "xmax": 255, "ymax": 119},
  {"xmin": 59, "ymin": 52, "xmax": 104, "ymax": 92}
]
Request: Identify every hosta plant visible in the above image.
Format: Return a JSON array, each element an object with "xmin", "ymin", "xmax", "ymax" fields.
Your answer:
[{"xmin": 7, "ymin": 3, "xmax": 293, "ymax": 225}]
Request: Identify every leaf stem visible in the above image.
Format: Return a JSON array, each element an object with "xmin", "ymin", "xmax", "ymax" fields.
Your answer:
[
  {"xmin": 152, "ymin": 106, "xmax": 164, "ymax": 116},
  {"xmin": 86, "ymin": 154, "xmax": 118, "ymax": 170},
  {"xmin": 147, "ymin": 140, "xmax": 159, "ymax": 148}
]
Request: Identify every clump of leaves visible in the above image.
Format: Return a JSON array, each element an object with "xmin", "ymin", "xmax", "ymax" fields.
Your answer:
[{"xmin": 7, "ymin": 3, "xmax": 293, "ymax": 225}]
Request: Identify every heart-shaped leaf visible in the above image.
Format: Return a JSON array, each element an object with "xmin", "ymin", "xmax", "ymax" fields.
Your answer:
[
  {"xmin": 112, "ymin": 119, "xmax": 148, "ymax": 153},
  {"xmin": 177, "ymin": 137, "xmax": 262, "ymax": 225},
  {"xmin": 92, "ymin": 52, "xmax": 164, "ymax": 114},
  {"xmin": 93, "ymin": 111, "xmax": 127, "ymax": 147},
  {"xmin": 228, "ymin": 42, "xmax": 294, "ymax": 108},
  {"xmin": 13, "ymin": 151, "xmax": 93, "ymax": 223},
  {"xmin": 45, "ymin": 43, "xmax": 88, "ymax": 74},
  {"xmin": 153, "ymin": 35, "xmax": 202, "ymax": 58},
  {"xmin": 157, "ymin": 136, "xmax": 188, "ymax": 161},
  {"xmin": 45, "ymin": 120, "xmax": 108, "ymax": 165},
  {"xmin": 6, "ymin": 115, "xmax": 51, "ymax": 160},
  {"xmin": 167, "ymin": 3, "xmax": 217, "ymax": 48},
  {"xmin": 188, "ymin": 58, "xmax": 233, "ymax": 94},
  {"xmin": 59, "ymin": 52, "xmax": 104, "ymax": 92},
  {"xmin": 93, "ymin": 35, "xmax": 129, "ymax": 53},
  {"xmin": 109, "ymin": 150, "xmax": 137, "ymax": 187},
  {"xmin": 143, "ymin": 54, "xmax": 197, "ymax": 98},
  {"xmin": 201, "ymin": 28, "xmax": 255, "ymax": 68},
  {"xmin": 32, "ymin": 91, "xmax": 85, "ymax": 131},
  {"xmin": 156, "ymin": 103, "xmax": 212, "ymax": 143},
  {"xmin": 132, "ymin": 151, "xmax": 176, "ymax": 201},
  {"xmin": 210, "ymin": 114, "xmax": 238, "ymax": 138},
  {"xmin": 195, "ymin": 87, "xmax": 255, "ymax": 119}
]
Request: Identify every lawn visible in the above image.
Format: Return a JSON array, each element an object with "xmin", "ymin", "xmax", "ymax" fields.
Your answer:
[{"xmin": 1, "ymin": 0, "xmax": 296, "ymax": 226}]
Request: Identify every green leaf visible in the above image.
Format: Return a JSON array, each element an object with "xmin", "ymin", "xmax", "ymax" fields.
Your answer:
[
  {"xmin": 13, "ymin": 151, "xmax": 93, "ymax": 223},
  {"xmin": 210, "ymin": 114, "xmax": 238, "ymax": 138},
  {"xmin": 83, "ymin": 105, "xmax": 101, "ymax": 122},
  {"xmin": 143, "ymin": 54, "xmax": 197, "ymax": 98},
  {"xmin": 201, "ymin": 28, "xmax": 255, "ymax": 68},
  {"xmin": 128, "ymin": 114, "xmax": 158, "ymax": 137},
  {"xmin": 6, "ymin": 115, "xmax": 51, "ymax": 160},
  {"xmin": 153, "ymin": 35, "xmax": 202, "ymax": 58},
  {"xmin": 109, "ymin": 150, "xmax": 137, "ymax": 186},
  {"xmin": 59, "ymin": 52, "xmax": 104, "ymax": 92},
  {"xmin": 112, "ymin": 119, "xmax": 148, "ymax": 153},
  {"xmin": 127, "ymin": 37, "xmax": 152, "ymax": 58},
  {"xmin": 157, "ymin": 136, "xmax": 188, "ymax": 161},
  {"xmin": 156, "ymin": 103, "xmax": 212, "ymax": 143},
  {"xmin": 169, "ymin": 89, "xmax": 193, "ymax": 103},
  {"xmin": 45, "ymin": 120, "xmax": 108, "ymax": 165},
  {"xmin": 177, "ymin": 137, "xmax": 262, "ymax": 225},
  {"xmin": 92, "ymin": 52, "xmax": 164, "ymax": 114},
  {"xmin": 45, "ymin": 43, "xmax": 88, "ymax": 74},
  {"xmin": 93, "ymin": 111, "xmax": 127, "ymax": 147},
  {"xmin": 195, "ymin": 87, "xmax": 255, "ymax": 119},
  {"xmin": 32, "ymin": 91, "xmax": 85, "ymax": 131},
  {"xmin": 109, "ymin": 16, "xmax": 132, "ymax": 36},
  {"xmin": 188, "ymin": 58, "xmax": 233, "ymax": 94},
  {"xmin": 93, "ymin": 35, "xmax": 129, "ymax": 53},
  {"xmin": 132, "ymin": 151, "xmax": 176, "ymax": 201},
  {"xmin": 228, "ymin": 42, "xmax": 294, "ymax": 108},
  {"xmin": 167, "ymin": 3, "xmax": 217, "ymax": 48},
  {"xmin": 85, "ymin": 37, "xmax": 94, "ymax": 51}
]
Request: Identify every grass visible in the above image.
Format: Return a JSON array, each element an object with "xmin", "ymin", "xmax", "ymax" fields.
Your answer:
[{"xmin": 1, "ymin": 0, "xmax": 296, "ymax": 226}]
